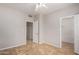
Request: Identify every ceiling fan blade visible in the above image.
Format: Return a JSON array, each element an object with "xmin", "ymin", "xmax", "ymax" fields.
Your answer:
[
  {"xmin": 42, "ymin": 4, "xmax": 48, "ymax": 8},
  {"xmin": 35, "ymin": 3, "xmax": 48, "ymax": 12}
]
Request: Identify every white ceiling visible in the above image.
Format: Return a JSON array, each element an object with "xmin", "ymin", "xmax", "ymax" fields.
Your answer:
[{"xmin": 0, "ymin": 3, "xmax": 78, "ymax": 15}]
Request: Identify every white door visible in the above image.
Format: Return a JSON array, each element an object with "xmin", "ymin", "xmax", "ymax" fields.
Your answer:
[
  {"xmin": 74, "ymin": 15, "xmax": 79, "ymax": 54},
  {"xmin": 33, "ymin": 20, "xmax": 38, "ymax": 43}
]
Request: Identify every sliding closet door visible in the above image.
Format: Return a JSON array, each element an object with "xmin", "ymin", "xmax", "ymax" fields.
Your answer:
[{"xmin": 74, "ymin": 14, "xmax": 79, "ymax": 54}]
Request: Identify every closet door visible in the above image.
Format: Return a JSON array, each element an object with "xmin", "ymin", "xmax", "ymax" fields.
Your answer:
[{"xmin": 74, "ymin": 14, "xmax": 79, "ymax": 54}]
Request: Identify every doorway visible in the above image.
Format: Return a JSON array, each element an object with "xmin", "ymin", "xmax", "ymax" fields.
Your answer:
[
  {"xmin": 26, "ymin": 22, "xmax": 33, "ymax": 44},
  {"xmin": 60, "ymin": 16, "xmax": 74, "ymax": 49}
]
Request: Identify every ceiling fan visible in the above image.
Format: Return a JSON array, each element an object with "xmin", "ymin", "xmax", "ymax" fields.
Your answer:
[{"xmin": 35, "ymin": 3, "xmax": 48, "ymax": 13}]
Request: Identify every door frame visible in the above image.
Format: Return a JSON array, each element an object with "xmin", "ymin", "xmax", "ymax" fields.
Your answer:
[
  {"xmin": 60, "ymin": 15, "xmax": 75, "ymax": 48},
  {"xmin": 26, "ymin": 22, "xmax": 33, "ymax": 43},
  {"xmin": 24, "ymin": 20, "xmax": 33, "ymax": 45}
]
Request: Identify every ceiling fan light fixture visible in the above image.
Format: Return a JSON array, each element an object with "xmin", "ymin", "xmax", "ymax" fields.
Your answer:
[{"xmin": 35, "ymin": 3, "xmax": 47, "ymax": 12}]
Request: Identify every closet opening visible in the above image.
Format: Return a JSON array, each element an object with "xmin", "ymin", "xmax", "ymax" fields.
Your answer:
[
  {"xmin": 26, "ymin": 22, "xmax": 33, "ymax": 45},
  {"xmin": 60, "ymin": 16, "xmax": 74, "ymax": 53}
]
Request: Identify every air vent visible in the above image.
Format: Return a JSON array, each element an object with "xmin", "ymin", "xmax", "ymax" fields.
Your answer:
[{"xmin": 28, "ymin": 15, "xmax": 32, "ymax": 17}]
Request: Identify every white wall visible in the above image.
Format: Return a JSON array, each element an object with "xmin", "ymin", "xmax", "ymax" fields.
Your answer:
[
  {"xmin": 62, "ymin": 17, "xmax": 74, "ymax": 44},
  {"xmin": 43, "ymin": 5, "xmax": 79, "ymax": 48},
  {"xmin": 0, "ymin": 7, "xmax": 26, "ymax": 50},
  {"xmin": 39, "ymin": 14, "xmax": 45, "ymax": 43}
]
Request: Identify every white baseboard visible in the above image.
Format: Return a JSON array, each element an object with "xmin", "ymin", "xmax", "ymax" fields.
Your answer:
[
  {"xmin": 33, "ymin": 40, "xmax": 44, "ymax": 44},
  {"xmin": 43, "ymin": 41, "xmax": 53, "ymax": 45},
  {"xmin": 33, "ymin": 40, "xmax": 59, "ymax": 48},
  {"xmin": 0, "ymin": 43, "xmax": 26, "ymax": 50},
  {"xmin": 74, "ymin": 50, "xmax": 79, "ymax": 54},
  {"xmin": 39, "ymin": 41, "xmax": 44, "ymax": 44},
  {"xmin": 42, "ymin": 41, "xmax": 60, "ymax": 48}
]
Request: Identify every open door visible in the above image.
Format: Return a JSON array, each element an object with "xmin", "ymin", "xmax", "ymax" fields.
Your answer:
[{"xmin": 33, "ymin": 20, "xmax": 38, "ymax": 43}]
